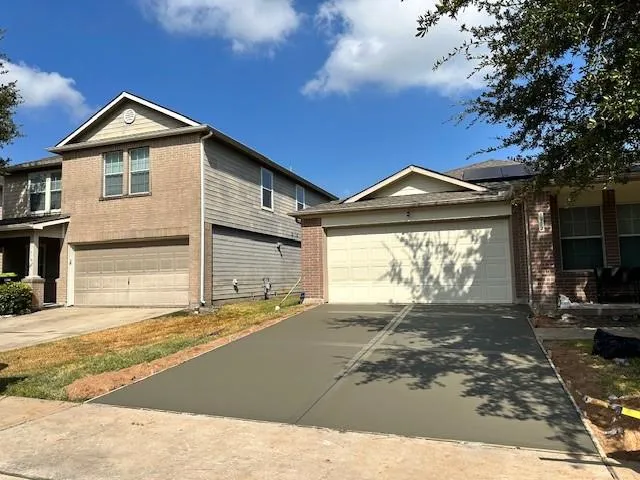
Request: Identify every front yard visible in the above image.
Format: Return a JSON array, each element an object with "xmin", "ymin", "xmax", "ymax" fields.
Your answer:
[
  {"xmin": 0, "ymin": 297, "xmax": 306, "ymax": 402},
  {"xmin": 546, "ymin": 339, "xmax": 640, "ymax": 460}
]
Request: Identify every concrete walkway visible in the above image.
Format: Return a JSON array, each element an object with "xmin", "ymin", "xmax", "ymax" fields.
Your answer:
[
  {"xmin": 0, "ymin": 396, "xmax": 629, "ymax": 480},
  {"xmin": 0, "ymin": 307, "xmax": 180, "ymax": 351},
  {"xmin": 536, "ymin": 327, "xmax": 640, "ymax": 341}
]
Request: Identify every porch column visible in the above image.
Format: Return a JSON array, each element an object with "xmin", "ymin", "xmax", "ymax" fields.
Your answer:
[
  {"xmin": 22, "ymin": 231, "xmax": 45, "ymax": 310},
  {"xmin": 526, "ymin": 192, "xmax": 558, "ymax": 311},
  {"xmin": 27, "ymin": 232, "xmax": 40, "ymax": 278}
]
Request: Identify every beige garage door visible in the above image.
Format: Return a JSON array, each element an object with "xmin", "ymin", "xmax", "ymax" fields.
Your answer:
[
  {"xmin": 327, "ymin": 219, "xmax": 513, "ymax": 304},
  {"xmin": 74, "ymin": 240, "xmax": 189, "ymax": 306}
]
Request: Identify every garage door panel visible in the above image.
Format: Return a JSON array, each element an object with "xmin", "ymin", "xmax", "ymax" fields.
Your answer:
[
  {"xmin": 327, "ymin": 219, "xmax": 512, "ymax": 304},
  {"xmin": 75, "ymin": 241, "xmax": 189, "ymax": 307}
]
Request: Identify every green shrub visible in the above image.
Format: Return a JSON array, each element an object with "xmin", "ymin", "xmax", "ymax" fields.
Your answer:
[{"xmin": 0, "ymin": 282, "xmax": 33, "ymax": 315}]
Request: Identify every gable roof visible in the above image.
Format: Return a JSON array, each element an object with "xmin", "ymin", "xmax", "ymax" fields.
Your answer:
[
  {"xmin": 54, "ymin": 91, "xmax": 201, "ymax": 148},
  {"xmin": 344, "ymin": 165, "xmax": 487, "ymax": 204}
]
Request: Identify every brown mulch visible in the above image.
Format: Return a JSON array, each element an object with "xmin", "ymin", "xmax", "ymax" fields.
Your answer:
[
  {"xmin": 546, "ymin": 341, "xmax": 640, "ymax": 461},
  {"xmin": 66, "ymin": 307, "xmax": 312, "ymax": 401}
]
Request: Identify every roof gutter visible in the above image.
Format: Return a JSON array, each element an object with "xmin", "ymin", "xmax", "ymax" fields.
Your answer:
[
  {"xmin": 290, "ymin": 191, "xmax": 513, "ymax": 218},
  {"xmin": 47, "ymin": 125, "xmax": 210, "ymax": 154},
  {"xmin": 200, "ymin": 128, "xmax": 214, "ymax": 307}
]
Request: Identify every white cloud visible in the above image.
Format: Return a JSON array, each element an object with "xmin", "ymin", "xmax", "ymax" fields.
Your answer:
[
  {"xmin": 3, "ymin": 61, "xmax": 91, "ymax": 119},
  {"xmin": 141, "ymin": 0, "xmax": 301, "ymax": 52},
  {"xmin": 303, "ymin": 0, "xmax": 490, "ymax": 96}
]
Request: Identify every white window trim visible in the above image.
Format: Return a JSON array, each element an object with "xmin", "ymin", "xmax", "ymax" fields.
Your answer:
[
  {"xmin": 28, "ymin": 171, "xmax": 62, "ymax": 215},
  {"xmin": 558, "ymin": 205, "xmax": 605, "ymax": 272},
  {"xmin": 616, "ymin": 203, "xmax": 640, "ymax": 266},
  {"xmin": 103, "ymin": 151, "xmax": 124, "ymax": 198},
  {"xmin": 296, "ymin": 185, "xmax": 306, "ymax": 211},
  {"xmin": 129, "ymin": 147, "xmax": 150, "ymax": 195},
  {"xmin": 261, "ymin": 168, "xmax": 274, "ymax": 212}
]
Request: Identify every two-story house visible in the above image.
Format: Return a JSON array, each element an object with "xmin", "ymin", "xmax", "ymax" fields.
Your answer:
[{"xmin": 0, "ymin": 92, "xmax": 336, "ymax": 308}]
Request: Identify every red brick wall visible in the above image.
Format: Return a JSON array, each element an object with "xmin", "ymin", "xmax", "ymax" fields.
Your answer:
[
  {"xmin": 511, "ymin": 202, "xmax": 529, "ymax": 301},
  {"xmin": 602, "ymin": 189, "xmax": 621, "ymax": 265},
  {"xmin": 545, "ymin": 189, "xmax": 618, "ymax": 303},
  {"xmin": 301, "ymin": 217, "xmax": 326, "ymax": 301},
  {"xmin": 526, "ymin": 192, "xmax": 557, "ymax": 308}
]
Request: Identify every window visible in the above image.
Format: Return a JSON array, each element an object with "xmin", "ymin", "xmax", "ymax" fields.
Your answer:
[
  {"xmin": 559, "ymin": 206, "xmax": 604, "ymax": 270},
  {"xmin": 28, "ymin": 171, "xmax": 62, "ymax": 214},
  {"xmin": 617, "ymin": 204, "xmax": 640, "ymax": 267},
  {"xmin": 129, "ymin": 147, "xmax": 150, "ymax": 194},
  {"xmin": 295, "ymin": 185, "xmax": 305, "ymax": 211},
  {"xmin": 261, "ymin": 168, "xmax": 273, "ymax": 210},
  {"xmin": 104, "ymin": 151, "xmax": 124, "ymax": 197}
]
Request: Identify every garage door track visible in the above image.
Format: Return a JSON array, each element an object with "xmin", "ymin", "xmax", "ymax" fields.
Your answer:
[{"xmin": 94, "ymin": 304, "xmax": 595, "ymax": 453}]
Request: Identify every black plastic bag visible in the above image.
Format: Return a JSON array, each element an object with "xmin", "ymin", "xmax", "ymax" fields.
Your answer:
[{"xmin": 592, "ymin": 328, "xmax": 640, "ymax": 360}]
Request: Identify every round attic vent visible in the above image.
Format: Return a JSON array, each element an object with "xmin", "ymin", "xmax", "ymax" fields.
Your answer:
[{"xmin": 123, "ymin": 108, "xmax": 136, "ymax": 124}]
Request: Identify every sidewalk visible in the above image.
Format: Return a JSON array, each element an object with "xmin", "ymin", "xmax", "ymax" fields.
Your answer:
[
  {"xmin": 536, "ymin": 327, "xmax": 640, "ymax": 341},
  {"xmin": 0, "ymin": 396, "xmax": 632, "ymax": 480}
]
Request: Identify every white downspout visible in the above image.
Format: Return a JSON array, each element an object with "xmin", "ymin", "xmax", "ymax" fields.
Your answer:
[{"xmin": 200, "ymin": 128, "xmax": 214, "ymax": 307}]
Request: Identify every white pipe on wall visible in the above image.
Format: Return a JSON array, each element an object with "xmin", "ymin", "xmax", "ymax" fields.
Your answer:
[{"xmin": 200, "ymin": 128, "xmax": 214, "ymax": 307}]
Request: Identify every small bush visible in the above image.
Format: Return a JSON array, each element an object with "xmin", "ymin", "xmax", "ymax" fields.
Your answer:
[{"xmin": 0, "ymin": 282, "xmax": 33, "ymax": 315}]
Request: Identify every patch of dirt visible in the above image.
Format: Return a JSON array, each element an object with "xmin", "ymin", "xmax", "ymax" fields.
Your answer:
[
  {"xmin": 546, "ymin": 341, "xmax": 640, "ymax": 460},
  {"xmin": 66, "ymin": 308, "xmax": 311, "ymax": 401}
]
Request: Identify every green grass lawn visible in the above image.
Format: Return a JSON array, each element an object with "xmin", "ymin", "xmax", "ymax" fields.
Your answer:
[{"xmin": 0, "ymin": 296, "xmax": 304, "ymax": 401}]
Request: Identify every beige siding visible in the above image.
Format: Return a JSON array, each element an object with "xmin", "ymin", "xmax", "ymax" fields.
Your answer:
[
  {"xmin": 368, "ymin": 174, "xmax": 465, "ymax": 199},
  {"xmin": 76, "ymin": 101, "xmax": 185, "ymax": 143},
  {"xmin": 203, "ymin": 139, "xmax": 329, "ymax": 242},
  {"xmin": 212, "ymin": 226, "xmax": 301, "ymax": 301},
  {"xmin": 2, "ymin": 172, "xmax": 29, "ymax": 218}
]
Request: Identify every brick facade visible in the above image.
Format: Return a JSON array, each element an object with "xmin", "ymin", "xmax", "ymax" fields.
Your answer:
[
  {"xmin": 301, "ymin": 217, "xmax": 326, "ymax": 302},
  {"xmin": 525, "ymin": 193, "xmax": 558, "ymax": 308},
  {"xmin": 57, "ymin": 133, "xmax": 203, "ymax": 306}
]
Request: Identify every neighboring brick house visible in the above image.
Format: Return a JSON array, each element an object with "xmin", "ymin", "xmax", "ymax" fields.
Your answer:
[
  {"xmin": 0, "ymin": 92, "xmax": 335, "ymax": 308},
  {"xmin": 292, "ymin": 162, "xmax": 640, "ymax": 311}
]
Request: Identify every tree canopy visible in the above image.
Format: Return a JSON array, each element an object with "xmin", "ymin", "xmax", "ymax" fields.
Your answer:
[
  {"xmin": 411, "ymin": 0, "xmax": 640, "ymax": 190},
  {"xmin": 0, "ymin": 30, "xmax": 21, "ymax": 167}
]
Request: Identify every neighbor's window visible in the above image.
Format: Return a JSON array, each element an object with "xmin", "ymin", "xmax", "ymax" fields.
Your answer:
[
  {"xmin": 617, "ymin": 204, "xmax": 640, "ymax": 267},
  {"xmin": 50, "ymin": 171, "xmax": 62, "ymax": 210},
  {"xmin": 129, "ymin": 147, "xmax": 150, "ymax": 194},
  {"xmin": 28, "ymin": 171, "xmax": 62, "ymax": 214},
  {"xmin": 104, "ymin": 151, "xmax": 124, "ymax": 197},
  {"xmin": 261, "ymin": 168, "xmax": 274, "ymax": 210},
  {"xmin": 559, "ymin": 206, "xmax": 604, "ymax": 270},
  {"xmin": 296, "ymin": 185, "xmax": 305, "ymax": 211}
]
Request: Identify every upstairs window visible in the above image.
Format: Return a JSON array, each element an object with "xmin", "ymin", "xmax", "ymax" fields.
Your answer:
[
  {"xmin": 261, "ymin": 168, "xmax": 273, "ymax": 211},
  {"xmin": 129, "ymin": 147, "xmax": 150, "ymax": 194},
  {"xmin": 296, "ymin": 185, "xmax": 305, "ymax": 211},
  {"xmin": 617, "ymin": 204, "xmax": 640, "ymax": 267},
  {"xmin": 104, "ymin": 151, "xmax": 124, "ymax": 197},
  {"xmin": 559, "ymin": 206, "xmax": 604, "ymax": 270},
  {"xmin": 28, "ymin": 171, "xmax": 62, "ymax": 214}
]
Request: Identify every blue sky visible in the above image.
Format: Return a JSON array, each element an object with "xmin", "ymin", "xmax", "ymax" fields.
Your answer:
[{"xmin": 1, "ymin": 0, "xmax": 514, "ymax": 198}]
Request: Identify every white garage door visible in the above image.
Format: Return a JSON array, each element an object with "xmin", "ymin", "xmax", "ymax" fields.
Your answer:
[
  {"xmin": 327, "ymin": 219, "xmax": 513, "ymax": 304},
  {"xmin": 74, "ymin": 240, "xmax": 190, "ymax": 306}
]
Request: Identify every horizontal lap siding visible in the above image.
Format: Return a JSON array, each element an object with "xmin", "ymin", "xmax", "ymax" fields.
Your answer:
[
  {"xmin": 212, "ymin": 226, "xmax": 301, "ymax": 301},
  {"xmin": 203, "ymin": 139, "xmax": 327, "ymax": 242},
  {"xmin": 79, "ymin": 101, "xmax": 184, "ymax": 143}
]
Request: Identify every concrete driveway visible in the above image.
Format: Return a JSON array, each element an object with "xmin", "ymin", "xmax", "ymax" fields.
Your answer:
[
  {"xmin": 0, "ymin": 307, "xmax": 180, "ymax": 351},
  {"xmin": 94, "ymin": 304, "xmax": 596, "ymax": 453}
]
